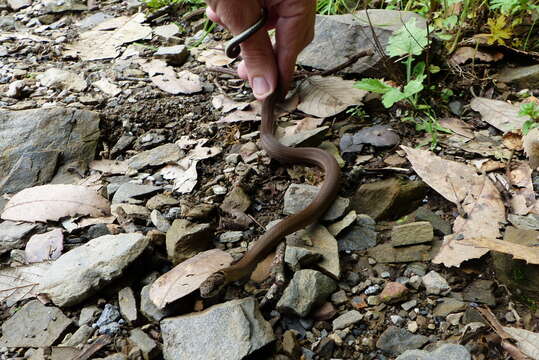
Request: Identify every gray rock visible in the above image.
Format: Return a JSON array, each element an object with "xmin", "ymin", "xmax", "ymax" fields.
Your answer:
[
  {"xmin": 338, "ymin": 214, "xmax": 377, "ymax": 251},
  {"xmin": 415, "ymin": 207, "xmax": 452, "ymax": 235},
  {"xmin": 111, "ymin": 135, "xmax": 136, "ymax": 156},
  {"xmin": 332, "ymin": 310, "xmax": 363, "ymax": 330},
  {"xmin": 368, "ymin": 243, "xmax": 432, "ymax": 263},
  {"xmin": 298, "ymin": 11, "xmax": 426, "ymax": 74},
  {"xmin": 150, "ymin": 209, "xmax": 171, "ymax": 232},
  {"xmin": 376, "ymin": 326, "xmax": 429, "ymax": 356},
  {"xmin": 277, "ymin": 269, "xmax": 336, "ymax": 317},
  {"xmin": 61, "ymin": 325, "xmax": 94, "ymax": 347},
  {"xmin": 219, "ymin": 231, "xmax": 243, "ymax": 243},
  {"xmin": 161, "ymin": 297, "xmax": 275, "ymax": 360},
  {"xmin": 392, "ymin": 221, "xmax": 433, "ymax": 247},
  {"xmin": 396, "ymin": 343, "xmax": 471, "ymax": 360},
  {"xmin": 79, "ymin": 305, "xmax": 100, "ymax": 326},
  {"xmin": 99, "ymin": 322, "xmax": 121, "ymax": 335},
  {"xmin": 119, "ymin": 287, "xmax": 137, "ymax": 323},
  {"xmin": 154, "ymin": 45, "xmax": 189, "ymax": 66},
  {"xmin": 497, "ymin": 64, "xmax": 539, "ymax": 89},
  {"xmin": 112, "ymin": 183, "xmax": 162, "ymax": 204},
  {"xmin": 401, "ymin": 299, "xmax": 417, "ymax": 311},
  {"xmin": 129, "ymin": 328, "xmax": 158, "ymax": 359},
  {"xmin": 77, "ymin": 12, "xmax": 113, "ymax": 30},
  {"xmin": 141, "ymin": 284, "xmax": 172, "ymax": 323},
  {"xmin": 7, "ymin": 0, "xmax": 30, "ymax": 10},
  {"xmin": 507, "ymin": 213, "xmax": 539, "ymax": 230},
  {"xmin": 433, "ymin": 298, "xmax": 466, "ymax": 317},
  {"xmin": 422, "ymin": 271, "xmax": 450, "ymax": 295},
  {"xmin": 146, "ymin": 193, "xmax": 179, "ymax": 210},
  {"xmin": 37, "ymin": 68, "xmax": 87, "ymax": 91},
  {"xmin": 127, "ymin": 143, "xmax": 182, "ymax": 170},
  {"xmin": 1, "ymin": 150, "xmax": 60, "ymax": 194},
  {"xmin": 285, "ymin": 224, "xmax": 340, "ymax": 278},
  {"xmin": 0, "ymin": 300, "xmax": 71, "ymax": 347},
  {"xmin": 0, "ymin": 221, "xmax": 38, "ymax": 254},
  {"xmin": 39, "ymin": 233, "xmax": 149, "ymax": 306},
  {"xmin": 0, "ymin": 107, "xmax": 99, "ymax": 193},
  {"xmin": 166, "ymin": 219, "xmax": 212, "ymax": 264},
  {"xmin": 283, "ymin": 183, "xmax": 349, "ymax": 221},
  {"xmin": 95, "ymin": 304, "xmax": 120, "ymax": 327},
  {"xmin": 44, "ymin": 0, "xmax": 87, "ymax": 13},
  {"xmin": 328, "ymin": 210, "xmax": 357, "ymax": 236},
  {"xmin": 463, "ymin": 279, "xmax": 495, "ymax": 306},
  {"xmin": 101, "ymin": 354, "xmax": 128, "ymax": 360}
]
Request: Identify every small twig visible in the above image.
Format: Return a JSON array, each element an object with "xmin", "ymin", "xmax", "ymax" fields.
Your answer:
[
  {"xmin": 181, "ymin": 7, "xmax": 206, "ymax": 22},
  {"xmin": 294, "ymin": 49, "xmax": 374, "ymax": 78},
  {"xmin": 207, "ymin": 66, "xmax": 239, "ymax": 78},
  {"xmin": 247, "ymin": 214, "xmax": 265, "ymax": 231},
  {"xmin": 71, "ymin": 335, "xmax": 112, "ymax": 360}
]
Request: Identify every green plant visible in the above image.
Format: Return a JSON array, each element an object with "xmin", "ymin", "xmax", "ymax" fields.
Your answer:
[
  {"xmin": 519, "ymin": 102, "xmax": 539, "ymax": 135},
  {"xmin": 490, "ymin": 0, "xmax": 539, "ymax": 16},
  {"xmin": 346, "ymin": 106, "xmax": 369, "ymax": 118},
  {"xmin": 316, "ymin": 0, "xmax": 352, "ymax": 14},
  {"xmin": 355, "ymin": 17, "xmax": 428, "ymax": 108},
  {"xmin": 144, "ymin": 0, "xmax": 204, "ymax": 11},
  {"xmin": 415, "ymin": 113, "xmax": 453, "ymax": 149}
]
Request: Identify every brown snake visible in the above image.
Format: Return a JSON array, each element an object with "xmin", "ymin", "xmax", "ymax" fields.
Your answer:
[{"xmin": 199, "ymin": 9, "xmax": 342, "ymax": 298}]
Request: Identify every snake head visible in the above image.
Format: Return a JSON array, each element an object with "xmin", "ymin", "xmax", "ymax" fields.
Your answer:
[{"xmin": 200, "ymin": 271, "xmax": 226, "ymax": 298}]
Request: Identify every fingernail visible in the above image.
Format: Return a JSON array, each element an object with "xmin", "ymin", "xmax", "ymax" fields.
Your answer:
[{"xmin": 252, "ymin": 77, "xmax": 271, "ymax": 98}]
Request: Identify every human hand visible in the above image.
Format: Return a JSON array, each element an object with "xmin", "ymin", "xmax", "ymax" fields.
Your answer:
[{"xmin": 205, "ymin": 0, "xmax": 316, "ymax": 100}]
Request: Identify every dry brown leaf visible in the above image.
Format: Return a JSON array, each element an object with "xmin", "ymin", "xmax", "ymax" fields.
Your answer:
[
  {"xmin": 157, "ymin": 159, "xmax": 198, "ymax": 194},
  {"xmin": 149, "ymin": 249, "xmax": 233, "ymax": 308},
  {"xmin": 502, "ymin": 131, "xmax": 524, "ymax": 151},
  {"xmin": 439, "ymin": 117, "xmax": 474, "ymax": 138},
  {"xmin": 275, "ymin": 117, "xmax": 324, "ymax": 139},
  {"xmin": 76, "ymin": 216, "xmax": 116, "ymax": 229},
  {"xmin": 25, "ymin": 228, "xmax": 63, "ymax": 263},
  {"xmin": 296, "ymin": 76, "xmax": 367, "ymax": 118},
  {"xmin": 449, "ymin": 46, "xmax": 504, "ymax": 65},
  {"xmin": 89, "ymin": 159, "xmax": 128, "ymax": 175},
  {"xmin": 470, "ymin": 97, "xmax": 528, "ymax": 133},
  {"xmin": 471, "ymin": 159, "xmax": 505, "ymax": 173},
  {"xmin": 65, "ymin": 13, "xmax": 152, "ymax": 61},
  {"xmin": 197, "ymin": 48, "xmax": 234, "ymax": 67},
  {"xmin": 138, "ymin": 59, "xmax": 202, "ymax": 95},
  {"xmin": 463, "ymin": 237, "xmax": 539, "ymax": 264},
  {"xmin": 211, "ymin": 94, "xmax": 249, "ymax": 113},
  {"xmin": 0, "ymin": 262, "xmax": 52, "ymax": 307},
  {"xmin": 524, "ymin": 127, "xmax": 539, "ymax": 169},
  {"xmin": 1, "ymin": 184, "xmax": 110, "ymax": 223},
  {"xmin": 217, "ymin": 108, "xmax": 260, "ymax": 123},
  {"xmin": 507, "ymin": 161, "xmax": 538, "ymax": 215},
  {"xmin": 402, "ymin": 146, "xmax": 505, "ymax": 267},
  {"xmin": 503, "ymin": 327, "xmax": 539, "ymax": 360}
]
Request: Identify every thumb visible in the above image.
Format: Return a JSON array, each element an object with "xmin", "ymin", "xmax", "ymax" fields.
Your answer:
[{"xmin": 239, "ymin": 30, "xmax": 277, "ymax": 99}]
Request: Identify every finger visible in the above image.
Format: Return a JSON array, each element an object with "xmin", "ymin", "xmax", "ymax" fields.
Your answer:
[
  {"xmin": 205, "ymin": 7, "xmax": 222, "ymax": 25},
  {"xmin": 239, "ymin": 30, "xmax": 277, "ymax": 99},
  {"xmin": 237, "ymin": 61, "xmax": 248, "ymax": 80}
]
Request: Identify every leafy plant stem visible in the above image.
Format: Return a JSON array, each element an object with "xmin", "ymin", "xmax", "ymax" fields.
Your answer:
[{"xmin": 523, "ymin": 18, "xmax": 537, "ymax": 50}]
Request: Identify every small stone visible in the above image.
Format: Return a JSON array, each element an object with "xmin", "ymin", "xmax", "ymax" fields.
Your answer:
[
  {"xmin": 407, "ymin": 321, "xmax": 418, "ymax": 333},
  {"xmin": 277, "ymin": 269, "xmax": 336, "ymax": 317},
  {"xmin": 166, "ymin": 219, "xmax": 212, "ymax": 264},
  {"xmin": 154, "ymin": 45, "xmax": 189, "ymax": 66},
  {"xmin": 212, "ymin": 185, "xmax": 227, "ymax": 195},
  {"xmin": 395, "ymin": 343, "xmax": 471, "ymax": 360},
  {"xmin": 364, "ymin": 284, "xmax": 381, "ymax": 295},
  {"xmin": 505, "ymin": 311, "xmax": 516, "ymax": 323},
  {"xmin": 368, "ymin": 243, "xmax": 432, "ymax": 263},
  {"xmin": 220, "ymin": 186, "xmax": 251, "ymax": 215},
  {"xmin": 150, "ymin": 209, "xmax": 171, "ymax": 232},
  {"xmin": 463, "ymin": 279, "xmax": 496, "ymax": 306},
  {"xmin": 61, "ymin": 325, "xmax": 94, "ymax": 347},
  {"xmin": 328, "ymin": 210, "xmax": 357, "ymax": 236},
  {"xmin": 414, "ymin": 207, "xmax": 451, "ymax": 235},
  {"xmin": 140, "ymin": 284, "xmax": 172, "ymax": 323},
  {"xmin": 283, "ymin": 183, "xmax": 349, "ymax": 221},
  {"xmin": 338, "ymin": 214, "xmax": 377, "ymax": 251},
  {"xmin": 409, "ymin": 275, "xmax": 422, "ymax": 290},
  {"xmin": 79, "ymin": 305, "xmax": 100, "ymax": 326},
  {"xmin": 281, "ymin": 330, "xmax": 301, "ymax": 358},
  {"xmin": 312, "ymin": 302, "xmax": 337, "ymax": 321},
  {"xmin": 379, "ymin": 282, "xmax": 409, "ymax": 304},
  {"xmin": 146, "ymin": 194, "xmax": 179, "ymax": 210},
  {"xmin": 367, "ymin": 295, "xmax": 380, "ymax": 306},
  {"xmin": 128, "ymin": 328, "xmax": 158, "ymax": 360},
  {"xmin": 497, "ymin": 64, "xmax": 539, "ymax": 89},
  {"xmin": 401, "ymin": 299, "xmax": 417, "ymax": 311},
  {"xmin": 99, "ymin": 322, "xmax": 121, "ymax": 335},
  {"xmin": 331, "ymin": 290, "xmax": 348, "ymax": 305},
  {"xmin": 112, "ymin": 183, "xmax": 162, "ymax": 204},
  {"xmin": 127, "ymin": 143, "xmax": 182, "ymax": 171},
  {"xmin": 422, "ymin": 271, "xmax": 450, "ymax": 295},
  {"xmin": 37, "ymin": 68, "xmax": 87, "ymax": 92},
  {"xmin": 391, "ymin": 221, "xmax": 433, "ymax": 247},
  {"xmin": 391, "ymin": 315, "xmax": 405, "ymax": 326},
  {"xmin": 447, "ymin": 313, "xmax": 463, "ymax": 326},
  {"xmin": 154, "ymin": 23, "xmax": 180, "ymax": 41},
  {"xmin": 95, "ymin": 304, "xmax": 120, "ymax": 327},
  {"xmin": 433, "ymin": 298, "xmax": 466, "ymax": 317},
  {"xmin": 219, "ymin": 231, "xmax": 243, "ymax": 243},
  {"xmin": 376, "ymin": 326, "xmax": 429, "ymax": 356},
  {"xmin": 118, "ymin": 287, "xmax": 137, "ymax": 323}
]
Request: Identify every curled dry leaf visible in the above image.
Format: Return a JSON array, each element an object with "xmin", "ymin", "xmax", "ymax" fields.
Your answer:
[
  {"xmin": 502, "ymin": 131, "xmax": 523, "ymax": 151},
  {"xmin": 402, "ymin": 146, "xmax": 505, "ymax": 267},
  {"xmin": 449, "ymin": 46, "xmax": 504, "ymax": 65},
  {"xmin": 502, "ymin": 327, "xmax": 539, "ymax": 360},
  {"xmin": 463, "ymin": 237, "xmax": 539, "ymax": 265},
  {"xmin": 149, "ymin": 249, "xmax": 233, "ymax": 308},
  {"xmin": 524, "ymin": 127, "xmax": 539, "ymax": 169},
  {"xmin": 138, "ymin": 59, "xmax": 202, "ymax": 95},
  {"xmin": 470, "ymin": 97, "xmax": 528, "ymax": 133},
  {"xmin": 211, "ymin": 94, "xmax": 249, "ymax": 113},
  {"xmin": 196, "ymin": 48, "xmax": 234, "ymax": 67},
  {"xmin": 296, "ymin": 76, "xmax": 367, "ymax": 118},
  {"xmin": 217, "ymin": 108, "xmax": 260, "ymax": 123},
  {"xmin": 0, "ymin": 262, "xmax": 52, "ymax": 307},
  {"xmin": 25, "ymin": 228, "xmax": 64, "ymax": 263},
  {"xmin": 1, "ymin": 184, "xmax": 110, "ymax": 223},
  {"xmin": 507, "ymin": 161, "xmax": 538, "ymax": 215},
  {"xmin": 439, "ymin": 118, "xmax": 474, "ymax": 139},
  {"xmin": 157, "ymin": 159, "xmax": 198, "ymax": 194}
]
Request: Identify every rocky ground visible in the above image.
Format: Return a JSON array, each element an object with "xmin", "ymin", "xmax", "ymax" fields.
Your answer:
[{"xmin": 1, "ymin": 0, "xmax": 539, "ymax": 359}]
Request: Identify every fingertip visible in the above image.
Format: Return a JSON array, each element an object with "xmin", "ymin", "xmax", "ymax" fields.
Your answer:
[
  {"xmin": 237, "ymin": 61, "xmax": 248, "ymax": 80},
  {"xmin": 205, "ymin": 7, "xmax": 220, "ymax": 24}
]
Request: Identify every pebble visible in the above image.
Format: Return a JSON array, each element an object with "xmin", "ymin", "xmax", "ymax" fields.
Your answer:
[
  {"xmin": 333, "ymin": 310, "xmax": 363, "ymax": 330},
  {"xmin": 422, "ymin": 271, "xmax": 450, "ymax": 295}
]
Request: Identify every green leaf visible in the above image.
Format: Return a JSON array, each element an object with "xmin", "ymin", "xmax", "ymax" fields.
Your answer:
[
  {"xmin": 382, "ymin": 88, "xmax": 407, "ymax": 108},
  {"xmin": 519, "ymin": 102, "xmax": 539, "ymax": 120},
  {"xmin": 386, "ymin": 18, "xmax": 429, "ymax": 57},
  {"xmin": 522, "ymin": 120, "xmax": 538, "ymax": 135},
  {"xmin": 354, "ymin": 78, "xmax": 393, "ymax": 94},
  {"xmin": 402, "ymin": 77, "xmax": 425, "ymax": 97}
]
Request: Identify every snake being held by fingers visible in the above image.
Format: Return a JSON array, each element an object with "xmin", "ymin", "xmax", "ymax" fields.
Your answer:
[{"xmin": 199, "ymin": 8, "xmax": 342, "ymax": 298}]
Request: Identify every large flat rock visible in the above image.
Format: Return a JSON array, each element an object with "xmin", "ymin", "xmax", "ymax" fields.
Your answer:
[{"xmin": 39, "ymin": 233, "xmax": 149, "ymax": 306}]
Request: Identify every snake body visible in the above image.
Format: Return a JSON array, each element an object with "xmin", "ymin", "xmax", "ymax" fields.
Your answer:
[{"xmin": 199, "ymin": 89, "xmax": 342, "ymax": 298}]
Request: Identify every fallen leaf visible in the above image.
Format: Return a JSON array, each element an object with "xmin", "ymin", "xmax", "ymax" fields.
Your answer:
[
  {"xmin": 275, "ymin": 117, "xmax": 324, "ymax": 139},
  {"xmin": 25, "ymin": 228, "xmax": 63, "ymax": 263},
  {"xmin": 157, "ymin": 159, "xmax": 198, "ymax": 194},
  {"xmin": 0, "ymin": 262, "xmax": 52, "ymax": 307},
  {"xmin": 149, "ymin": 249, "xmax": 233, "ymax": 308},
  {"xmin": 76, "ymin": 216, "xmax": 116, "ymax": 228},
  {"xmin": 217, "ymin": 108, "xmax": 260, "ymax": 123},
  {"xmin": 211, "ymin": 94, "xmax": 249, "ymax": 113},
  {"xmin": 524, "ymin": 127, "xmax": 539, "ymax": 169},
  {"xmin": 449, "ymin": 46, "xmax": 504, "ymax": 65},
  {"xmin": 65, "ymin": 13, "xmax": 152, "ymax": 61},
  {"xmin": 444, "ymin": 133, "xmax": 512, "ymax": 159},
  {"xmin": 89, "ymin": 159, "xmax": 128, "ymax": 175},
  {"xmin": 402, "ymin": 146, "xmax": 505, "ymax": 267},
  {"xmin": 463, "ymin": 237, "xmax": 539, "ymax": 265},
  {"xmin": 340, "ymin": 125, "xmax": 399, "ymax": 153},
  {"xmin": 197, "ymin": 48, "xmax": 234, "ymax": 67},
  {"xmin": 187, "ymin": 145, "xmax": 222, "ymax": 161},
  {"xmin": 471, "ymin": 159, "xmax": 505, "ymax": 173},
  {"xmin": 139, "ymin": 59, "xmax": 202, "ymax": 95},
  {"xmin": 470, "ymin": 97, "xmax": 528, "ymax": 133},
  {"xmin": 507, "ymin": 161, "xmax": 537, "ymax": 215},
  {"xmin": 439, "ymin": 117, "xmax": 474, "ymax": 138},
  {"xmin": 296, "ymin": 76, "xmax": 367, "ymax": 117},
  {"xmin": 503, "ymin": 327, "xmax": 539, "ymax": 360},
  {"xmin": 502, "ymin": 131, "xmax": 523, "ymax": 151},
  {"xmin": 1, "ymin": 185, "xmax": 111, "ymax": 223},
  {"xmin": 94, "ymin": 78, "xmax": 121, "ymax": 96}
]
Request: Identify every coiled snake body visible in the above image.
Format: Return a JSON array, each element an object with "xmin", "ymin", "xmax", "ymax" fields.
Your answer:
[{"xmin": 199, "ymin": 9, "xmax": 342, "ymax": 298}]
